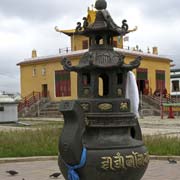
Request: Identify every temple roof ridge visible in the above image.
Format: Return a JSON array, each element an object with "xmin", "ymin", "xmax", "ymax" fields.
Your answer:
[{"xmin": 17, "ymin": 47, "xmax": 172, "ymax": 66}]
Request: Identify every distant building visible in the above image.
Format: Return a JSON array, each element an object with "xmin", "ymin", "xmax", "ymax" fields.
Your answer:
[
  {"xmin": 170, "ymin": 68, "xmax": 180, "ymax": 96},
  {"xmin": 17, "ymin": 7, "xmax": 172, "ymax": 102},
  {"xmin": 0, "ymin": 93, "xmax": 18, "ymax": 122}
]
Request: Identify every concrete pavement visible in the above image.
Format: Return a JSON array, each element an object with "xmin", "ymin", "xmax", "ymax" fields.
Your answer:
[
  {"xmin": 0, "ymin": 159, "xmax": 179, "ymax": 180},
  {"xmin": 143, "ymin": 160, "xmax": 180, "ymax": 180}
]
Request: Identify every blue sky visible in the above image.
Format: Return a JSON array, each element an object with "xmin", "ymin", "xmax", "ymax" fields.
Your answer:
[{"xmin": 0, "ymin": 0, "xmax": 180, "ymax": 93}]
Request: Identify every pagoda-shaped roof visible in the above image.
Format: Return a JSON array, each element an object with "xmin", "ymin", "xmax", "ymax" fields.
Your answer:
[
  {"xmin": 75, "ymin": 0, "xmax": 129, "ymax": 36},
  {"xmin": 55, "ymin": 8, "xmax": 96, "ymax": 36},
  {"xmin": 60, "ymin": 0, "xmax": 142, "ymax": 72},
  {"xmin": 61, "ymin": 50, "xmax": 141, "ymax": 71},
  {"xmin": 55, "ymin": 0, "xmax": 137, "ymax": 38}
]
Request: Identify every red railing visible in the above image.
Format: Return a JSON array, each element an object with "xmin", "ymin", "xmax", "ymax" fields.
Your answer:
[
  {"xmin": 18, "ymin": 91, "xmax": 43, "ymax": 112},
  {"xmin": 147, "ymin": 93, "xmax": 180, "ymax": 119},
  {"xmin": 150, "ymin": 93, "xmax": 180, "ymax": 104}
]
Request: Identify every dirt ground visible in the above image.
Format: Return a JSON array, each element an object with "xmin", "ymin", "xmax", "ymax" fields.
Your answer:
[{"xmin": 0, "ymin": 116, "xmax": 180, "ymax": 137}]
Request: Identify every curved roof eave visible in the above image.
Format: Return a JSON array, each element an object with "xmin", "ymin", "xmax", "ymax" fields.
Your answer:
[
  {"xmin": 17, "ymin": 49, "xmax": 88, "ymax": 66},
  {"xmin": 17, "ymin": 48, "xmax": 172, "ymax": 66},
  {"xmin": 114, "ymin": 48, "xmax": 173, "ymax": 62}
]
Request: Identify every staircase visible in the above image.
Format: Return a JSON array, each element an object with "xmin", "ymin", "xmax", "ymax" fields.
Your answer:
[
  {"xmin": 19, "ymin": 100, "xmax": 62, "ymax": 118},
  {"xmin": 140, "ymin": 95, "xmax": 161, "ymax": 116},
  {"xmin": 140, "ymin": 94, "xmax": 179, "ymax": 116},
  {"xmin": 18, "ymin": 98, "xmax": 49, "ymax": 117},
  {"xmin": 18, "ymin": 91, "xmax": 49, "ymax": 117},
  {"xmin": 18, "ymin": 91, "xmax": 42, "ymax": 112},
  {"xmin": 39, "ymin": 102, "xmax": 62, "ymax": 118},
  {"xmin": 140, "ymin": 98, "xmax": 160, "ymax": 116},
  {"xmin": 18, "ymin": 91, "xmax": 62, "ymax": 118},
  {"xmin": 19, "ymin": 92, "xmax": 174, "ymax": 117}
]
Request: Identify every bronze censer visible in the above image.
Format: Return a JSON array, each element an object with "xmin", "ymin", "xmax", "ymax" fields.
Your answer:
[{"xmin": 58, "ymin": 0, "xmax": 149, "ymax": 179}]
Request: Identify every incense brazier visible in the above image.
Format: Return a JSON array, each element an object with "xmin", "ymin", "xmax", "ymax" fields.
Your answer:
[{"xmin": 58, "ymin": 1, "xmax": 149, "ymax": 179}]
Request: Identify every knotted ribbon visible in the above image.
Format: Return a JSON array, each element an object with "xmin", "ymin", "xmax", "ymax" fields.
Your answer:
[{"xmin": 64, "ymin": 147, "xmax": 87, "ymax": 180}]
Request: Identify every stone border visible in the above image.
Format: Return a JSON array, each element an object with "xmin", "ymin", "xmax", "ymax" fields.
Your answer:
[
  {"xmin": 150, "ymin": 155, "xmax": 180, "ymax": 161},
  {"xmin": 0, "ymin": 156, "xmax": 58, "ymax": 164},
  {"xmin": 0, "ymin": 155, "xmax": 180, "ymax": 164}
]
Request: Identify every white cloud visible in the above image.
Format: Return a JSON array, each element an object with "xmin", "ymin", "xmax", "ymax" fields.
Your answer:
[
  {"xmin": 1, "ymin": 0, "xmax": 180, "ymax": 93},
  {"xmin": 0, "ymin": 74, "xmax": 20, "ymax": 93}
]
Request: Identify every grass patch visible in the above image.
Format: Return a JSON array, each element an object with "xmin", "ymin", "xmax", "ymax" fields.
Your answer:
[
  {"xmin": 0, "ymin": 125, "xmax": 180, "ymax": 158},
  {"xmin": 19, "ymin": 120, "xmax": 64, "ymax": 128},
  {"xmin": 144, "ymin": 135, "xmax": 180, "ymax": 156},
  {"xmin": 0, "ymin": 127, "xmax": 61, "ymax": 158},
  {"xmin": 0, "ymin": 121, "xmax": 64, "ymax": 129}
]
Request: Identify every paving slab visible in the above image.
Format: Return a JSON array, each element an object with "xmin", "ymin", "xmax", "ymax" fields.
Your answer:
[
  {"xmin": 142, "ymin": 160, "xmax": 180, "ymax": 180},
  {"xmin": 0, "ymin": 160, "xmax": 60, "ymax": 180},
  {"xmin": 0, "ymin": 159, "xmax": 180, "ymax": 180}
]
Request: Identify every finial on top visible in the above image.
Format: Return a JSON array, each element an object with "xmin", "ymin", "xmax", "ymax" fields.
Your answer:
[
  {"xmin": 95, "ymin": 0, "xmax": 107, "ymax": 10},
  {"xmin": 32, "ymin": 49, "xmax": 37, "ymax": 58}
]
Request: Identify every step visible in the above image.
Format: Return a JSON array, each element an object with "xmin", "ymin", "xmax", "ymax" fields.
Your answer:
[
  {"xmin": 46, "ymin": 104, "xmax": 59, "ymax": 108},
  {"xmin": 39, "ymin": 110, "xmax": 62, "ymax": 115},
  {"xmin": 39, "ymin": 114, "xmax": 62, "ymax": 118},
  {"xmin": 41, "ymin": 108, "xmax": 59, "ymax": 111},
  {"xmin": 141, "ymin": 109, "xmax": 154, "ymax": 116}
]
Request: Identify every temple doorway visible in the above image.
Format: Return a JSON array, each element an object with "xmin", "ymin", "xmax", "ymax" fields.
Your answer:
[
  {"xmin": 136, "ymin": 68, "xmax": 149, "ymax": 95},
  {"xmin": 42, "ymin": 84, "xmax": 48, "ymax": 97}
]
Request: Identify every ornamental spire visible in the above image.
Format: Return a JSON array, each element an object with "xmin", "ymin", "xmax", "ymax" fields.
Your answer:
[{"xmin": 95, "ymin": 0, "xmax": 107, "ymax": 10}]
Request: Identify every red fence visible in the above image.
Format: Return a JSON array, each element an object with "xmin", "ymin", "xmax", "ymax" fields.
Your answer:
[
  {"xmin": 150, "ymin": 93, "xmax": 180, "ymax": 104},
  {"xmin": 148, "ymin": 93, "xmax": 180, "ymax": 119},
  {"xmin": 18, "ymin": 91, "xmax": 43, "ymax": 112}
]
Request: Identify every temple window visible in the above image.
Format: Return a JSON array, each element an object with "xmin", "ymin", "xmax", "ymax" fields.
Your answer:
[
  {"xmin": 55, "ymin": 70, "xmax": 71, "ymax": 97},
  {"xmin": 98, "ymin": 73, "xmax": 109, "ymax": 96},
  {"xmin": 89, "ymin": 37, "xmax": 92, "ymax": 46},
  {"xmin": 117, "ymin": 73, "xmax": 123, "ymax": 84},
  {"xmin": 113, "ymin": 41, "xmax": 117, "ymax": 47},
  {"xmin": 82, "ymin": 40, "xmax": 88, "ymax": 49},
  {"xmin": 0, "ymin": 106, "xmax": 4, "ymax": 111},
  {"xmin": 42, "ymin": 67, "xmax": 46, "ymax": 76},
  {"xmin": 95, "ymin": 35, "xmax": 103, "ymax": 45},
  {"xmin": 82, "ymin": 73, "xmax": 91, "ymax": 86},
  {"xmin": 107, "ymin": 36, "xmax": 112, "ymax": 45},
  {"xmin": 156, "ymin": 70, "xmax": 165, "ymax": 91},
  {"xmin": 172, "ymin": 80, "xmax": 179, "ymax": 92},
  {"xmin": 32, "ymin": 67, "xmax": 36, "ymax": 77}
]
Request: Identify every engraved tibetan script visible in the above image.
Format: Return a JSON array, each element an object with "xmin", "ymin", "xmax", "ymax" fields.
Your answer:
[
  {"xmin": 101, "ymin": 152, "xmax": 149, "ymax": 171},
  {"xmin": 101, "ymin": 157, "xmax": 115, "ymax": 170},
  {"xmin": 96, "ymin": 55, "xmax": 111, "ymax": 65},
  {"xmin": 113, "ymin": 152, "xmax": 126, "ymax": 169}
]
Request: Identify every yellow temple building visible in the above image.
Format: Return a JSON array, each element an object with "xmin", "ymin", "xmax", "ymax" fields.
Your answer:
[{"xmin": 17, "ymin": 7, "xmax": 172, "ymax": 102}]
